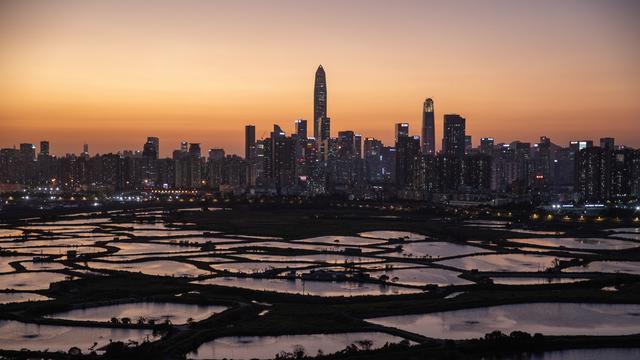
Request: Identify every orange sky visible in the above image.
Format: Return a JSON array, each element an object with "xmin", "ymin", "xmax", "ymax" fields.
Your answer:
[{"xmin": 1, "ymin": 0, "xmax": 639, "ymax": 156}]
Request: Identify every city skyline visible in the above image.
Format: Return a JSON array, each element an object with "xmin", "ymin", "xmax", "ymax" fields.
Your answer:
[
  {"xmin": 1, "ymin": 0, "xmax": 639, "ymax": 156},
  {"xmin": 3, "ymin": 63, "xmax": 638, "ymax": 160}
]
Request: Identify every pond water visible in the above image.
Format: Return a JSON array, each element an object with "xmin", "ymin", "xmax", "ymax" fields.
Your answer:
[
  {"xmin": 223, "ymin": 241, "xmax": 380, "ymax": 253},
  {"xmin": 157, "ymin": 237, "xmax": 244, "ymax": 245},
  {"xmin": 194, "ymin": 276, "xmax": 421, "ymax": 296},
  {"xmin": 12, "ymin": 246, "xmax": 107, "ymax": 255},
  {"xmin": 238, "ymin": 253, "xmax": 381, "ymax": 264},
  {"xmin": 0, "ymin": 237, "xmax": 100, "ymax": 248},
  {"xmin": 610, "ymin": 233, "xmax": 640, "ymax": 241},
  {"xmin": 122, "ymin": 228, "xmax": 205, "ymax": 237},
  {"xmin": 358, "ymin": 231, "xmax": 426, "ymax": 240},
  {"xmin": 490, "ymin": 347, "xmax": 640, "ymax": 360},
  {"xmin": 0, "ymin": 320, "xmax": 158, "ymax": 352},
  {"xmin": 187, "ymin": 332, "xmax": 408, "ymax": 359},
  {"xmin": 563, "ymin": 261, "xmax": 640, "ymax": 275},
  {"xmin": 465, "ymin": 220, "xmax": 510, "ymax": 226},
  {"xmin": 296, "ymin": 236, "xmax": 387, "ymax": 246},
  {"xmin": 490, "ymin": 277, "xmax": 589, "ymax": 285},
  {"xmin": 0, "ymin": 229, "xmax": 24, "ymax": 237},
  {"xmin": 210, "ymin": 262, "xmax": 316, "ymax": 274},
  {"xmin": 366, "ymin": 303, "xmax": 640, "ymax": 339},
  {"xmin": 47, "ymin": 302, "xmax": 227, "ymax": 324},
  {"xmin": 391, "ymin": 241, "xmax": 488, "ymax": 259},
  {"xmin": 508, "ymin": 237, "xmax": 639, "ymax": 251},
  {"xmin": 437, "ymin": 254, "xmax": 565, "ymax": 272},
  {"xmin": 607, "ymin": 227, "xmax": 640, "ymax": 233},
  {"xmin": 86, "ymin": 260, "xmax": 211, "ymax": 277},
  {"xmin": 19, "ymin": 261, "xmax": 68, "ymax": 271},
  {"xmin": 368, "ymin": 267, "xmax": 472, "ymax": 286},
  {"xmin": 0, "ymin": 256, "xmax": 32, "ymax": 272},
  {"xmin": 0, "ymin": 272, "xmax": 69, "ymax": 290},
  {"xmin": 107, "ymin": 241, "xmax": 188, "ymax": 255},
  {"xmin": 503, "ymin": 229, "xmax": 565, "ymax": 235},
  {"xmin": 0, "ymin": 292, "xmax": 51, "ymax": 304}
]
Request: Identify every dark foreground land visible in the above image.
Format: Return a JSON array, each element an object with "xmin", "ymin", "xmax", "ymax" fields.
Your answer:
[{"xmin": 1, "ymin": 202, "xmax": 639, "ymax": 359}]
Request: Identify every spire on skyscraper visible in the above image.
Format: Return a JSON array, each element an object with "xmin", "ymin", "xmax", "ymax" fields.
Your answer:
[{"xmin": 314, "ymin": 65, "xmax": 327, "ymax": 140}]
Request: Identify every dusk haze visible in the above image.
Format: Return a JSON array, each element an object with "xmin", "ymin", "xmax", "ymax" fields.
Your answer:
[
  {"xmin": 1, "ymin": 1, "xmax": 640, "ymax": 359},
  {"xmin": 1, "ymin": 0, "xmax": 639, "ymax": 156}
]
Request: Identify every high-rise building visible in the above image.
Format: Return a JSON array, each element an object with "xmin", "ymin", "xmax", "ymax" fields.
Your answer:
[
  {"xmin": 209, "ymin": 148, "xmax": 225, "ymax": 160},
  {"xmin": 576, "ymin": 147, "xmax": 610, "ymax": 201},
  {"xmin": 180, "ymin": 141, "xmax": 189, "ymax": 153},
  {"xmin": 143, "ymin": 137, "xmax": 159, "ymax": 159},
  {"xmin": 364, "ymin": 137, "xmax": 383, "ymax": 182},
  {"xmin": 245, "ymin": 125, "xmax": 256, "ymax": 160},
  {"xmin": 465, "ymin": 135, "xmax": 472, "ymax": 153},
  {"xmin": 600, "ymin": 137, "xmax": 615, "ymax": 151},
  {"xmin": 480, "ymin": 138, "xmax": 494, "ymax": 154},
  {"xmin": 148, "ymin": 137, "xmax": 159, "ymax": 157},
  {"xmin": 354, "ymin": 134, "xmax": 362, "ymax": 159},
  {"xmin": 295, "ymin": 119, "xmax": 308, "ymax": 139},
  {"xmin": 442, "ymin": 114, "xmax": 466, "ymax": 159},
  {"xmin": 395, "ymin": 123, "xmax": 409, "ymax": 142},
  {"xmin": 189, "ymin": 143, "xmax": 201, "ymax": 159},
  {"xmin": 39, "ymin": 141, "xmax": 49, "ymax": 157},
  {"xmin": 336, "ymin": 131, "xmax": 357, "ymax": 185},
  {"xmin": 380, "ymin": 146, "xmax": 397, "ymax": 184},
  {"xmin": 422, "ymin": 98, "xmax": 435, "ymax": 155},
  {"xmin": 396, "ymin": 135, "xmax": 421, "ymax": 188},
  {"xmin": 569, "ymin": 140, "xmax": 593, "ymax": 153},
  {"xmin": 264, "ymin": 132, "xmax": 296, "ymax": 194},
  {"xmin": 82, "ymin": 144, "xmax": 89, "ymax": 157},
  {"xmin": 313, "ymin": 65, "xmax": 327, "ymax": 139},
  {"xmin": 319, "ymin": 116, "xmax": 331, "ymax": 141},
  {"xmin": 20, "ymin": 143, "xmax": 36, "ymax": 161}
]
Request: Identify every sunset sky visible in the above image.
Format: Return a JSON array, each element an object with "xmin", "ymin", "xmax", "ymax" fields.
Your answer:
[{"xmin": 1, "ymin": 0, "xmax": 639, "ymax": 157}]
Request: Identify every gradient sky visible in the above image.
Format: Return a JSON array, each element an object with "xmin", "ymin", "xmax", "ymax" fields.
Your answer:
[{"xmin": 1, "ymin": 0, "xmax": 639, "ymax": 157}]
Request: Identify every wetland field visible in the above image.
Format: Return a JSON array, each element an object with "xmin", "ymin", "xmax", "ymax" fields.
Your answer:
[{"xmin": 1, "ymin": 204, "xmax": 639, "ymax": 359}]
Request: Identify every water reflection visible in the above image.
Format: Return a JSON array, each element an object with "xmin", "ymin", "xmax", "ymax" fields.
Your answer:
[
  {"xmin": 193, "ymin": 276, "xmax": 421, "ymax": 296},
  {"xmin": 188, "ymin": 332, "xmax": 408, "ymax": 359},
  {"xmin": 47, "ymin": 302, "xmax": 227, "ymax": 324},
  {"xmin": 0, "ymin": 320, "xmax": 158, "ymax": 352},
  {"xmin": 367, "ymin": 303, "xmax": 640, "ymax": 339}
]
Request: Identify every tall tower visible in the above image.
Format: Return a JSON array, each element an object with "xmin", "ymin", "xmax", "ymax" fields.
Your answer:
[
  {"xmin": 39, "ymin": 141, "xmax": 50, "ymax": 156},
  {"xmin": 144, "ymin": 137, "xmax": 159, "ymax": 159},
  {"xmin": 422, "ymin": 98, "xmax": 435, "ymax": 155},
  {"xmin": 294, "ymin": 119, "xmax": 307, "ymax": 139},
  {"xmin": 313, "ymin": 65, "xmax": 327, "ymax": 139},
  {"xmin": 245, "ymin": 125, "xmax": 256, "ymax": 160},
  {"xmin": 395, "ymin": 123, "xmax": 409, "ymax": 143},
  {"xmin": 442, "ymin": 114, "xmax": 466, "ymax": 159}
]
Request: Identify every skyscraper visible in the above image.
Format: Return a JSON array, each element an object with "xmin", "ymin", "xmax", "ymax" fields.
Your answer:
[
  {"xmin": 39, "ymin": 141, "xmax": 49, "ymax": 156},
  {"xmin": 396, "ymin": 135, "xmax": 421, "ymax": 188},
  {"xmin": 188, "ymin": 143, "xmax": 201, "ymax": 159},
  {"xmin": 422, "ymin": 98, "xmax": 435, "ymax": 155},
  {"xmin": 354, "ymin": 134, "xmax": 362, "ymax": 159},
  {"xmin": 319, "ymin": 116, "xmax": 331, "ymax": 141},
  {"xmin": 600, "ymin": 137, "xmax": 615, "ymax": 151},
  {"xmin": 313, "ymin": 65, "xmax": 327, "ymax": 139},
  {"xmin": 143, "ymin": 137, "xmax": 159, "ymax": 159},
  {"xmin": 480, "ymin": 137, "xmax": 495, "ymax": 154},
  {"xmin": 442, "ymin": 114, "xmax": 466, "ymax": 159},
  {"xmin": 395, "ymin": 123, "xmax": 409, "ymax": 142},
  {"xmin": 148, "ymin": 137, "xmax": 159, "ymax": 157},
  {"xmin": 20, "ymin": 143, "xmax": 36, "ymax": 161},
  {"xmin": 465, "ymin": 135, "xmax": 472, "ymax": 153},
  {"xmin": 245, "ymin": 125, "xmax": 256, "ymax": 160},
  {"xmin": 295, "ymin": 119, "xmax": 307, "ymax": 139}
]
